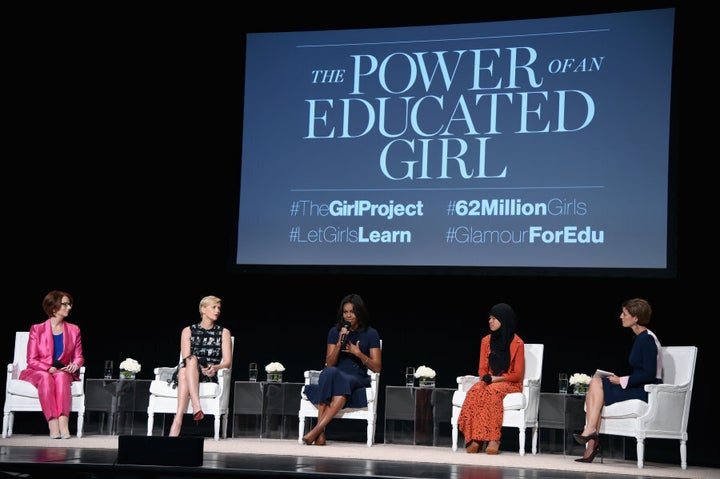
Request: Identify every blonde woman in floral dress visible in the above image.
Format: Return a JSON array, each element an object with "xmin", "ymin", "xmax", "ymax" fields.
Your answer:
[
  {"xmin": 168, "ymin": 295, "xmax": 232, "ymax": 437},
  {"xmin": 457, "ymin": 303, "xmax": 524, "ymax": 455}
]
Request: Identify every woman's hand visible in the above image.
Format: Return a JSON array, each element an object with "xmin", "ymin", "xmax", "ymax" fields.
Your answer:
[{"xmin": 201, "ymin": 364, "xmax": 217, "ymax": 377}]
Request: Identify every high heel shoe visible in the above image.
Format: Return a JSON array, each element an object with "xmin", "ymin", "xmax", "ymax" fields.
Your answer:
[
  {"xmin": 193, "ymin": 410, "xmax": 204, "ymax": 425},
  {"xmin": 573, "ymin": 431, "xmax": 598, "ymax": 445},
  {"xmin": 574, "ymin": 437, "xmax": 603, "ymax": 463}
]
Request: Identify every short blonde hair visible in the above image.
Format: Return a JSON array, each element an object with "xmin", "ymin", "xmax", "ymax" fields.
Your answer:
[{"xmin": 199, "ymin": 295, "xmax": 222, "ymax": 314}]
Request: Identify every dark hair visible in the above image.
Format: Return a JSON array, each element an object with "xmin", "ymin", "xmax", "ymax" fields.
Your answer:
[
  {"xmin": 42, "ymin": 290, "xmax": 73, "ymax": 317},
  {"xmin": 622, "ymin": 298, "xmax": 652, "ymax": 326},
  {"xmin": 336, "ymin": 293, "xmax": 369, "ymax": 332}
]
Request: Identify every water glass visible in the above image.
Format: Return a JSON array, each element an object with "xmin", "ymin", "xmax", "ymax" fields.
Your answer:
[
  {"xmin": 558, "ymin": 372, "xmax": 569, "ymax": 394},
  {"xmin": 405, "ymin": 367, "xmax": 415, "ymax": 387},
  {"xmin": 103, "ymin": 360, "xmax": 113, "ymax": 380},
  {"xmin": 249, "ymin": 362, "xmax": 258, "ymax": 382}
]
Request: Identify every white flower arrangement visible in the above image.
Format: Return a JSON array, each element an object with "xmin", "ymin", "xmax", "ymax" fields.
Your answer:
[
  {"xmin": 265, "ymin": 362, "xmax": 285, "ymax": 373},
  {"xmin": 414, "ymin": 365, "xmax": 436, "ymax": 379},
  {"xmin": 569, "ymin": 372, "xmax": 591, "ymax": 386},
  {"xmin": 119, "ymin": 358, "xmax": 141, "ymax": 373}
]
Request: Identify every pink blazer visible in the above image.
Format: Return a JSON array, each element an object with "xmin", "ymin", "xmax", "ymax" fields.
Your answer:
[{"xmin": 19, "ymin": 319, "xmax": 85, "ymax": 384}]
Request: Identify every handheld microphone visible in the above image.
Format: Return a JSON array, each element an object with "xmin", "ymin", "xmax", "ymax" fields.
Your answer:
[{"xmin": 340, "ymin": 321, "xmax": 351, "ymax": 348}]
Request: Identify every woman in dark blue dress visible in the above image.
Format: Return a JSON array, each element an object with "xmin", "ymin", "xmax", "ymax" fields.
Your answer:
[
  {"xmin": 302, "ymin": 293, "xmax": 381, "ymax": 445},
  {"xmin": 573, "ymin": 298, "xmax": 662, "ymax": 463}
]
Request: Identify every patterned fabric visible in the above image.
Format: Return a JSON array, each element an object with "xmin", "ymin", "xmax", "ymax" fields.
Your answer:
[
  {"xmin": 457, "ymin": 380, "xmax": 522, "ymax": 443},
  {"xmin": 170, "ymin": 323, "xmax": 224, "ymax": 388},
  {"xmin": 457, "ymin": 333, "xmax": 524, "ymax": 444}
]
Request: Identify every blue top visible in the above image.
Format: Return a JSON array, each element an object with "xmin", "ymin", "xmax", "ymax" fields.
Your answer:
[
  {"xmin": 304, "ymin": 326, "xmax": 381, "ymax": 408},
  {"xmin": 53, "ymin": 333, "xmax": 64, "ymax": 361},
  {"xmin": 603, "ymin": 329, "xmax": 662, "ymax": 405}
]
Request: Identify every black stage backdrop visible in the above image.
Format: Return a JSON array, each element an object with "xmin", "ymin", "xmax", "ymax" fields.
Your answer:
[{"xmin": 6, "ymin": 1, "xmax": 711, "ymax": 468}]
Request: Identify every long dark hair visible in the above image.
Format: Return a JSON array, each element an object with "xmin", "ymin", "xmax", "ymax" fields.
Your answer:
[{"xmin": 335, "ymin": 293, "xmax": 369, "ymax": 332}]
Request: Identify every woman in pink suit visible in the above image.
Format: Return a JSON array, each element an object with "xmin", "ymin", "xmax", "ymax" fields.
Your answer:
[{"xmin": 20, "ymin": 290, "xmax": 84, "ymax": 439}]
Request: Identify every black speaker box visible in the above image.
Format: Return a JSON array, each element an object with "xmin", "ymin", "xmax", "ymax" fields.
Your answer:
[{"xmin": 117, "ymin": 435, "xmax": 204, "ymax": 467}]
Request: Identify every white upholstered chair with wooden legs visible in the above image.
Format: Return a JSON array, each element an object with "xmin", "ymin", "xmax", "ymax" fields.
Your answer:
[
  {"xmin": 146, "ymin": 337, "xmax": 234, "ymax": 440},
  {"xmin": 450, "ymin": 343, "xmax": 544, "ymax": 455},
  {"xmin": 597, "ymin": 345, "xmax": 697, "ymax": 469},
  {"xmin": 3, "ymin": 331, "xmax": 86, "ymax": 438},
  {"xmin": 298, "ymin": 340, "xmax": 382, "ymax": 447},
  {"xmin": 298, "ymin": 367, "xmax": 380, "ymax": 447}
]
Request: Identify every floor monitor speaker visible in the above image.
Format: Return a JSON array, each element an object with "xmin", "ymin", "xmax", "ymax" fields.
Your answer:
[{"xmin": 117, "ymin": 435, "xmax": 204, "ymax": 466}]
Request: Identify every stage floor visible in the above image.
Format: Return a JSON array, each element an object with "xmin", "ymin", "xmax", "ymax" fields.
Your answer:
[{"xmin": 0, "ymin": 435, "xmax": 717, "ymax": 479}]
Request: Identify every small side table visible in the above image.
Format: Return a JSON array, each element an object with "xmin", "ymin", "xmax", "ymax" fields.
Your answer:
[
  {"xmin": 85, "ymin": 378, "xmax": 152, "ymax": 435},
  {"xmin": 384, "ymin": 385, "xmax": 453, "ymax": 447},
  {"xmin": 538, "ymin": 392, "xmax": 587, "ymax": 455},
  {"xmin": 232, "ymin": 381, "xmax": 303, "ymax": 439}
]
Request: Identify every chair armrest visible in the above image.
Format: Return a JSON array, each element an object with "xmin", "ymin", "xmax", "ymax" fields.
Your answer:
[
  {"xmin": 456, "ymin": 375, "xmax": 480, "ymax": 392},
  {"xmin": 7, "ymin": 363, "xmax": 19, "ymax": 380},
  {"xmin": 645, "ymin": 382, "xmax": 689, "ymax": 394},
  {"xmin": 216, "ymin": 367, "xmax": 231, "ymax": 378},
  {"xmin": 524, "ymin": 378, "xmax": 540, "ymax": 388},
  {"xmin": 153, "ymin": 366, "xmax": 177, "ymax": 380},
  {"xmin": 304, "ymin": 369, "xmax": 322, "ymax": 385}
]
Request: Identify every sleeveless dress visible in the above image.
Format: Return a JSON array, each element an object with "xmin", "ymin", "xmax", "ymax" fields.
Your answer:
[{"xmin": 170, "ymin": 323, "xmax": 224, "ymax": 388}]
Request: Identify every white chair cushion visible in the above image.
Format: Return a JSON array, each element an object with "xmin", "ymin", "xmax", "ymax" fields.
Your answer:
[
  {"xmin": 7, "ymin": 379, "xmax": 84, "ymax": 398},
  {"xmin": 149, "ymin": 380, "xmax": 220, "ymax": 398},
  {"xmin": 452, "ymin": 390, "xmax": 525, "ymax": 410},
  {"xmin": 602, "ymin": 399, "xmax": 648, "ymax": 419}
]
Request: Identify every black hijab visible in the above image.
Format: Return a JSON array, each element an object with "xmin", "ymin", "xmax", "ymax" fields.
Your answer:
[{"xmin": 488, "ymin": 303, "xmax": 518, "ymax": 375}]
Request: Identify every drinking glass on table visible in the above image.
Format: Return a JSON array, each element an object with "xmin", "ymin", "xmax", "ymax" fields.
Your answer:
[{"xmin": 405, "ymin": 367, "xmax": 415, "ymax": 387}]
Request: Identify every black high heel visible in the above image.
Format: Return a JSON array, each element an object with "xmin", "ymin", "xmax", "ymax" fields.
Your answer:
[
  {"xmin": 575, "ymin": 437, "xmax": 603, "ymax": 463},
  {"xmin": 573, "ymin": 431, "xmax": 598, "ymax": 445}
]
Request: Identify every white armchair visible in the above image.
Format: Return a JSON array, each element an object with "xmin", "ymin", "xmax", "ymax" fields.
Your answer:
[
  {"xmin": 598, "ymin": 345, "xmax": 697, "ymax": 469},
  {"xmin": 298, "ymin": 340, "xmax": 382, "ymax": 447},
  {"xmin": 450, "ymin": 343, "xmax": 544, "ymax": 455},
  {"xmin": 298, "ymin": 367, "xmax": 380, "ymax": 447},
  {"xmin": 146, "ymin": 337, "xmax": 234, "ymax": 440},
  {"xmin": 3, "ymin": 331, "xmax": 86, "ymax": 438}
]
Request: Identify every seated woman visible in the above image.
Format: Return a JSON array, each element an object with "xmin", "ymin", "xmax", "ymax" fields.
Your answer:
[
  {"xmin": 301, "ymin": 293, "xmax": 381, "ymax": 445},
  {"xmin": 168, "ymin": 295, "xmax": 233, "ymax": 437}
]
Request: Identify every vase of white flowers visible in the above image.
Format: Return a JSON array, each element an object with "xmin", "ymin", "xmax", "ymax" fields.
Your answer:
[
  {"xmin": 414, "ymin": 365, "xmax": 436, "ymax": 388},
  {"xmin": 570, "ymin": 372, "xmax": 591, "ymax": 395},
  {"xmin": 265, "ymin": 361, "xmax": 285, "ymax": 382},
  {"xmin": 119, "ymin": 358, "xmax": 141, "ymax": 380}
]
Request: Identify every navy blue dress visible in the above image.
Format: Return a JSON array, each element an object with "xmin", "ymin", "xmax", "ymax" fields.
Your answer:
[
  {"xmin": 304, "ymin": 326, "xmax": 381, "ymax": 408},
  {"xmin": 602, "ymin": 329, "xmax": 662, "ymax": 405}
]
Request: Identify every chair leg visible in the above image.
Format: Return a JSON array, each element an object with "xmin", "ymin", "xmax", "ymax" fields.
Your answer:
[
  {"xmin": 636, "ymin": 437, "xmax": 645, "ymax": 468},
  {"xmin": 77, "ymin": 412, "xmax": 84, "ymax": 438},
  {"xmin": 2, "ymin": 412, "xmax": 10, "ymax": 439},
  {"xmin": 680, "ymin": 439, "xmax": 687, "ymax": 469},
  {"xmin": 147, "ymin": 412, "xmax": 154, "ymax": 436},
  {"xmin": 298, "ymin": 415, "xmax": 306, "ymax": 444}
]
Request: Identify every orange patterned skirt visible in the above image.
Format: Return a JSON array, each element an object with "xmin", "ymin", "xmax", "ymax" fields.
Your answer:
[{"xmin": 457, "ymin": 381, "xmax": 522, "ymax": 444}]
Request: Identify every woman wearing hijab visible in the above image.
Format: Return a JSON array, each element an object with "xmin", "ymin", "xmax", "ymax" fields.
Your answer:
[{"xmin": 457, "ymin": 303, "xmax": 525, "ymax": 454}]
